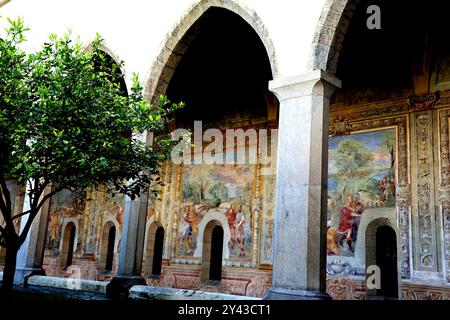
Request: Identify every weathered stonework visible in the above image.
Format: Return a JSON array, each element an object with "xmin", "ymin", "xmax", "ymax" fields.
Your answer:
[
  {"xmin": 309, "ymin": 0, "xmax": 360, "ymax": 73},
  {"xmin": 143, "ymin": 264, "xmax": 272, "ymax": 298},
  {"xmin": 438, "ymin": 108, "xmax": 450, "ymax": 281},
  {"xmin": 411, "ymin": 112, "xmax": 439, "ymax": 272},
  {"xmin": 143, "ymin": 0, "xmax": 278, "ymax": 102}
]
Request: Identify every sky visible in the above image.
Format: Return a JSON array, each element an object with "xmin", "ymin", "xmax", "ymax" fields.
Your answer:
[{"xmin": 0, "ymin": 0, "xmax": 326, "ymax": 79}]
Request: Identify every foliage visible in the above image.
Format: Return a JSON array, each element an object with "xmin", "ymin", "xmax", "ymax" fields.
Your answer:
[
  {"xmin": 331, "ymin": 140, "xmax": 374, "ymax": 203},
  {"xmin": 0, "ymin": 17, "xmax": 183, "ymax": 293},
  {"xmin": 207, "ymin": 182, "xmax": 228, "ymax": 205}
]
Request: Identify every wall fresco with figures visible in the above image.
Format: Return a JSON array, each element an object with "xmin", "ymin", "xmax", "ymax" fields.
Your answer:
[
  {"xmin": 46, "ymin": 190, "xmax": 86, "ymax": 256},
  {"xmin": 327, "ymin": 128, "xmax": 397, "ymax": 257},
  {"xmin": 43, "ymin": 189, "xmax": 124, "ymax": 278},
  {"xmin": 176, "ymin": 163, "xmax": 255, "ymax": 259}
]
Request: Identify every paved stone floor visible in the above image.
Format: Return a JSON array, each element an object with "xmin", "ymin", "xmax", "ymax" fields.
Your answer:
[{"xmin": 8, "ymin": 285, "xmax": 111, "ymax": 300}]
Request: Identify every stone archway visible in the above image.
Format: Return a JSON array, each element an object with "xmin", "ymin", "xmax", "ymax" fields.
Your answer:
[
  {"xmin": 143, "ymin": 0, "xmax": 278, "ymax": 102},
  {"xmin": 0, "ymin": 0, "xmax": 12, "ymax": 8},
  {"xmin": 84, "ymin": 40, "xmax": 128, "ymax": 91},
  {"xmin": 99, "ymin": 221, "xmax": 118, "ymax": 272},
  {"xmin": 60, "ymin": 221, "xmax": 77, "ymax": 269},
  {"xmin": 200, "ymin": 219, "xmax": 225, "ymax": 283},
  {"xmin": 365, "ymin": 218, "xmax": 400, "ymax": 299},
  {"xmin": 143, "ymin": 221, "xmax": 165, "ymax": 277},
  {"xmin": 309, "ymin": 0, "xmax": 359, "ymax": 74}
]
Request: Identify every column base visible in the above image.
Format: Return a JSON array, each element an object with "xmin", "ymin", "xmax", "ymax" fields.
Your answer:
[
  {"xmin": 264, "ymin": 288, "xmax": 331, "ymax": 300},
  {"xmin": 107, "ymin": 275, "xmax": 146, "ymax": 299},
  {"xmin": 13, "ymin": 267, "xmax": 46, "ymax": 286}
]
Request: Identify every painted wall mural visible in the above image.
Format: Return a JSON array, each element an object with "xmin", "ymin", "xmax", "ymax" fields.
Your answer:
[
  {"xmin": 176, "ymin": 163, "xmax": 255, "ymax": 259},
  {"xmin": 46, "ymin": 190, "xmax": 86, "ymax": 256},
  {"xmin": 260, "ymin": 174, "xmax": 275, "ymax": 265},
  {"xmin": 327, "ymin": 128, "xmax": 397, "ymax": 257},
  {"xmin": 45, "ymin": 189, "xmax": 124, "ymax": 258},
  {"xmin": 84, "ymin": 190, "xmax": 124, "ymax": 256}
]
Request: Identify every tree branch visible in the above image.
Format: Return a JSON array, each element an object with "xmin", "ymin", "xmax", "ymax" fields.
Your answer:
[
  {"xmin": 18, "ymin": 187, "xmax": 60, "ymax": 246},
  {"xmin": 11, "ymin": 209, "xmax": 31, "ymax": 221},
  {"xmin": 0, "ymin": 172, "xmax": 16, "ymax": 232}
]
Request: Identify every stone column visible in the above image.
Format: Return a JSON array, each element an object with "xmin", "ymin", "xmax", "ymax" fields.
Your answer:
[
  {"xmin": 14, "ymin": 184, "xmax": 51, "ymax": 285},
  {"xmin": 107, "ymin": 194, "xmax": 148, "ymax": 297},
  {"xmin": 108, "ymin": 132, "xmax": 152, "ymax": 297},
  {"xmin": 119, "ymin": 194, "xmax": 148, "ymax": 277},
  {"xmin": 265, "ymin": 70, "xmax": 341, "ymax": 300}
]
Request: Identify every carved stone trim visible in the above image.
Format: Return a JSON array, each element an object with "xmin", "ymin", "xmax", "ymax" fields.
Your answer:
[
  {"xmin": 412, "ymin": 112, "xmax": 438, "ymax": 271},
  {"xmin": 330, "ymin": 91, "xmax": 449, "ymax": 134},
  {"xmin": 326, "ymin": 259, "xmax": 358, "ymax": 276},
  {"xmin": 438, "ymin": 109, "xmax": 450, "ymax": 282},
  {"xmin": 409, "ymin": 93, "xmax": 440, "ymax": 112},
  {"xmin": 329, "ymin": 115, "xmax": 351, "ymax": 137},
  {"xmin": 330, "ymin": 103, "xmax": 410, "ymax": 134}
]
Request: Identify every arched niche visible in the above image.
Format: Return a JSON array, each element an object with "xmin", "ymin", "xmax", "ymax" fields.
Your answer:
[
  {"xmin": 98, "ymin": 220, "xmax": 119, "ymax": 272},
  {"xmin": 59, "ymin": 220, "xmax": 77, "ymax": 269},
  {"xmin": 200, "ymin": 220, "xmax": 225, "ymax": 283},
  {"xmin": 365, "ymin": 217, "xmax": 401, "ymax": 299},
  {"xmin": 143, "ymin": 221, "xmax": 165, "ymax": 277}
]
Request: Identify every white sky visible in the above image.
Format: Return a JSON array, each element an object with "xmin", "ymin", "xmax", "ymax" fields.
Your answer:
[{"xmin": 1, "ymin": 0, "xmax": 327, "ymax": 80}]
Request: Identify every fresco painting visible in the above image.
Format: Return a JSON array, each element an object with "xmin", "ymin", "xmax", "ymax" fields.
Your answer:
[
  {"xmin": 327, "ymin": 129, "xmax": 397, "ymax": 257},
  {"xmin": 177, "ymin": 163, "xmax": 254, "ymax": 259},
  {"xmin": 46, "ymin": 190, "xmax": 86, "ymax": 256},
  {"xmin": 88, "ymin": 191, "xmax": 124, "ymax": 255}
]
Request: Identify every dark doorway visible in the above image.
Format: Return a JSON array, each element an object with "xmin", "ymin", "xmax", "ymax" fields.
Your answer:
[
  {"xmin": 105, "ymin": 226, "xmax": 116, "ymax": 271},
  {"xmin": 376, "ymin": 226, "xmax": 398, "ymax": 298},
  {"xmin": 209, "ymin": 226, "xmax": 224, "ymax": 282},
  {"xmin": 152, "ymin": 227, "xmax": 164, "ymax": 275},
  {"xmin": 66, "ymin": 225, "xmax": 76, "ymax": 268}
]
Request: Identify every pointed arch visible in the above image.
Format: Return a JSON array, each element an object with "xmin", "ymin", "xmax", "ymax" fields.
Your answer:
[
  {"xmin": 84, "ymin": 39, "xmax": 129, "ymax": 96},
  {"xmin": 309, "ymin": 0, "xmax": 359, "ymax": 74},
  {"xmin": 143, "ymin": 0, "xmax": 278, "ymax": 101}
]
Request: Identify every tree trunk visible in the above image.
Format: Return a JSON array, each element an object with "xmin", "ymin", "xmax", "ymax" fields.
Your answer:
[{"xmin": 1, "ymin": 238, "xmax": 19, "ymax": 299}]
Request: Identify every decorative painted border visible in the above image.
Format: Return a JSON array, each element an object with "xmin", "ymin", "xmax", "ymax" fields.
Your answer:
[
  {"xmin": 328, "ymin": 114, "xmax": 411, "ymax": 278},
  {"xmin": 438, "ymin": 108, "xmax": 450, "ymax": 282}
]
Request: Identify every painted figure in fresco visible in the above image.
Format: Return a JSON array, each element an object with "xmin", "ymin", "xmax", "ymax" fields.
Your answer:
[
  {"xmin": 180, "ymin": 204, "xmax": 200, "ymax": 254},
  {"xmin": 350, "ymin": 193, "xmax": 364, "ymax": 246},
  {"xmin": 147, "ymin": 207, "xmax": 155, "ymax": 221},
  {"xmin": 49, "ymin": 210, "xmax": 61, "ymax": 249},
  {"xmin": 235, "ymin": 204, "xmax": 246, "ymax": 257},
  {"xmin": 180, "ymin": 205, "xmax": 193, "ymax": 254},
  {"xmin": 225, "ymin": 203, "xmax": 237, "ymax": 249},
  {"xmin": 389, "ymin": 176, "xmax": 396, "ymax": 199},
  {"xmin": 265, "ymin": 216, "xmax": 273, "ymax": 259},
  {"xmin": 188, "ymin": 205, "xmax": 200, "ymax": 235},
  {"xmin": 327, "ymin": 226, "xmax": 340, "ymax": 255},
  {"xmin": 379, "ymin": 177, "xmax": 387, "ymax": 202},
  {"xmin": 337, "ymin": 195, "xmax": 355, "ymax": 252},
  {"xmin": 113, "ymin": 203, "xmax": 124, "ymax": 231}
]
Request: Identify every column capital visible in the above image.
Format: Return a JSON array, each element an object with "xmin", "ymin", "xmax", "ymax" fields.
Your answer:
[{"xmin": 269, "ymin": 70, "xmax": 342, "ymax": 100}]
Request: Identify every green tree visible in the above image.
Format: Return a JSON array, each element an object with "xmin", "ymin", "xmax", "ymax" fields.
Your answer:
[
  {"xmin": 0, "ymin": 18, "xmax": 183, "ymax": 296},
  {"xmin": 379, "ymin": 130, "xmax": 396, "ymax": 170},
  {"xmin": 208, "ymin": 182, "xmax": 228, "ymax": 205},
  {"xmin": 332, "ymin": 140, "xmax": 373, "ymax": 202}
]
